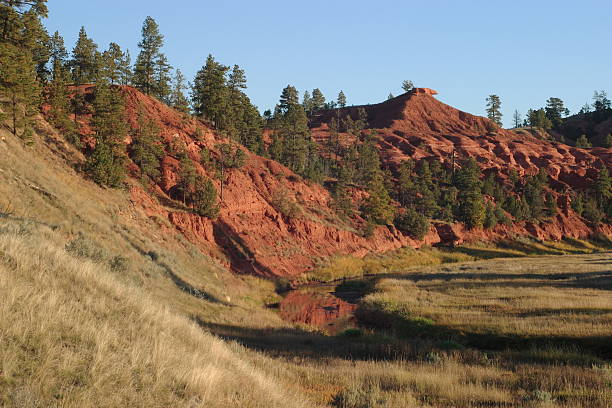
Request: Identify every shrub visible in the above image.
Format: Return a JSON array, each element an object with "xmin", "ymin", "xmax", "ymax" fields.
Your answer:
[
  {"xmin": 332, "ymin": 384, "xmax": 386, "ymax": 408},
  {"xmin": 108, "ymin": 255, "xmax": 130, "ymax": 272},
  {"xmin": 340, "ymin": 328, "xmax": 363, "ymax": 338},
  {"xmin": 394, "ymin": 208, "xmax": 430, "ymax": 240},
  {"xmin": 65, "ymin": 234, "xmax": 106, "ymax": 263},
  {"xmin": 271, "ymin": 190, "xmax": 302, "ymax": 219}
]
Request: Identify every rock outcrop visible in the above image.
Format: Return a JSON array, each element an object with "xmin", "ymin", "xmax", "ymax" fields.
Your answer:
[{"xmin": 60, "ymin": 86, "xmax": 610, "ymax": 278}]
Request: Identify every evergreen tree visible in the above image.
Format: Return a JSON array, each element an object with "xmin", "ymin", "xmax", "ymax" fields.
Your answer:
[
  {"xmin": 48, "ymin": 30, "xmax": 68, "ymax": 77},
  {"xmin": 310, "ymin": 88, "xmax": 325, "ymax": 112},
  {"xmin": 545, "ymin": 192, "xmax": 558, "ymax": 217},
  {"xmin": 46, "ymin": 57, "xmax": 74, "ymax": 134},
  {"xmin": 70, "ymin": 26, "xmax": 98, "ymax": 84},
  {"xmin": 604, "ymin": 134, "xmax": 612, "ymax": 148},
  {"xmin": 571, "ymin": 192, "xmax": 585, "ymax": 216},
  {"xmin": 192, "ymin": 175, "xmax": 219, "ymax": 218},
  {"xmin": 545, "ymin": 97, "xmax": 569, "ymax": 128},
  {"xmin": 177, "ymin": 153, "xmax": 197, "ymax": 204},
  {"xmin": 362, "ymin": 171, "xmax": 394, "ymax": 225},
  {"xmin": 118, "ymin": 49, "xmax": 132, "ymax": 85},
  {"xmin": 512, "ymin": 110, "xmax": 522, "ymax": 128},
  {"xmin": 387, "ymin": 93, "xmax": 394, "ymax": 100},
  {"xmin": 133, "ymin": 16, "xmax": 171, "ymax": 100},
  {"xmin": 401, "ymin": 80, "xmax": 414, "ymax": 92},
  {"xmin": 170, "ymin": 69, "xmax": 190, "ymax": 113},
  {"xmin": 395, "ymin": 208, "xmax": 430, "ymax": 239},
  {"xmin": 575, "ymin": 134, "xmax": 592, "ymax": 148},
  {"xmin": 153, "ymin": 53, "xmax": 172, "ymax": 103},
  {"xmin": 485, "ymin": 94, "xmax": 502, "ymax": 127},
  {"xmin": 337, "ymin": 90, "xmax": 346, "ymax": 108},
  {"xmin": 453, "ymin": 158, "xmax": 485, "ymax": 228},
  {"xmin": 278, "ymin": 85, "xmax": 299, "ymax": 113},
  {"xmin": 583, "ymin": 196, "xmax": 604, "ymax": 225},
  {"xmin": 302, "ymin": 90, "xmax": 312, "ymax": 113},
  {"xmin": 86, "ymin": 77, "xmax": 127, "ymax": 187},
  {"xmin": 130, "ymin": 112, "xmax": 164, "ymax": 181},
  {"xmin": 594, "ymin": 165, "xmax": 611, "ymax": 207},
  {"xmin": 191, "ymin": 54, "xmax": 229, "ymax": 126},
  {"xmin": 483, "ymin": 201, "xmax": 497, "ymax": 229},
  {"xmin": 101, "ymin": 42, "xmax": 127, "ymax": 85},
  {"xmin": 527, "ymin": 108, "xmax": 552, "ymax": 129}
]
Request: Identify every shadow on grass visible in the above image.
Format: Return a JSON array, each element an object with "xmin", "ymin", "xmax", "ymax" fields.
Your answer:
[
  {"xmin": 356, "ymin": 305, "xmax": 612, "ymax": 359},
  {"xmin": 194, "ymin": 318, "xmax": 425, "ymax": 361}
]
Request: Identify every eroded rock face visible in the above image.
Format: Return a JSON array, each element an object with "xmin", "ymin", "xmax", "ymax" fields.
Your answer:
[
  {"xmin": 116, "ymin": 86, "xmax": 611, "ymax": 277},
  {"xmin": 412, "ymin": 87, "xmax": 438, "ymax": 95}
]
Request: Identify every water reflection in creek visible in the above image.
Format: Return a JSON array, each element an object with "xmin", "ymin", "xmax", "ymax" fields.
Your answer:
[{"xmin": 278, "ymin": 283, "xmax": 365, "ymax": 335}]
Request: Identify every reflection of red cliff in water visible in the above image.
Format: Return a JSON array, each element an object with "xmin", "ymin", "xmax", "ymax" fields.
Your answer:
[{"xmin": 279, "ymin": 290, "xmax": 357, "ymax": 334}]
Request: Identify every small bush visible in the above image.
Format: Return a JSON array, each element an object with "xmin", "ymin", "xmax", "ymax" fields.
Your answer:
[
  {"xmin": 65, "ymin": 234, "xmax": 106, "ymax": 263},
  {"xmin": 394, "ymin": 208, "xmax": 430, "ymax": 240},
  {"xmin": 271, "ymin": 190, "xmax": 302, "ymax": 219},
  {"xmin": 340, "ymin": 328, "xmax": 363, "ymax": 338},
  {"xmin": 108, "ymin": 255, "xmax": 130, "ymax": 272},
  {"xmin": 332, "ymin": 384, "xmax": 386, "ymax": 408}
]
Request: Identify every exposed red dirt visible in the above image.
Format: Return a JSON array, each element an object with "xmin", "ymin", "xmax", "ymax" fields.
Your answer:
[{"xmin": 55, "ymin": 86, "xmax": 610, "ymax": 278}]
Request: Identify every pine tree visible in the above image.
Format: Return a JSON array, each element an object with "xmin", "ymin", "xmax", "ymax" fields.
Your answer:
[
  {"xmin": 70, "ymin": 26, "xmax": 98, "ymax": 84},
  {"xmin": 362, "ymin": 171, "xmax": 394, "ymax": 225},
  {"xmin": 604, "ymin": 134, "xmax": 612, "ymax": 148},
  {"xmin": 311, "ymin": 88, "xmax": 325, "ymax": 112},
  {"xmin": 512, "ymin": 110, "xmax": 522, "ymax": 128},
  {"xmin": 48, "ymin": 30, "xmax": 68, "ymax": 77},
  {"xmin": 401, "ymin": 80, "xmax": 414, "ymax": 92},
  {"xmin": 302, "ymin": 90, "xmax": 312, "ymax": 113},
  {"xmin": 0, "ymin": 42, "xmax": 41, "ymax": 138},
  {"xmin": 170, "ymin": 69, "xmax": 190, "ymax": 113},
  {"xmin": 485, "ymin": 94, "xmax": 502, "ymax": 127},
  {"xmin": 594, "ymin": 165, "xmax": 611, "ymax": 207},
  {"xmin": 0, "ymin": 2, "xmax": 47, "ymax": 139},
  {"xmin": 118, "ymin": 49, "xmax": 132, "ymax": 85},
  {"xmin": 545, "ymin": 193, "xmax": 558, "ymax": 217},
  {"xmin": 527, "ymin": 108, "xmax": 552, "ymax": 129},
  {"xmin": 86, "ymin": 78, "xmax": 127, "ymax": 187},
  {"xmin": 130, "ymin": 112, "xmax": 164, "ymax": 181},
  {"xmin": 483, "ymin": 201, "xmax": 497, "ymax": 229},
  {"xmin": 177, "ymin": 153, "xmax": 197, "ymax": 205},
  {"xmin": 395, "ymin": 208, "xmax": 430, "ymax": 239},
  {"xmin": 192, "ymin": 175, "xmax": 219, "ymax": 218},
  {"xmin": 20, "ymin": 8, "xmax": 49, "ymax": 83},
  {"xmin": 575, "ymin": 134, "xmax": 592, "ymax": 148},
  {"xmin": 133, "ymin": 16, "xmax": 171, "ymax": 101},
  {"xmin": 100, "ymin": 42, "xmax": 127, "ymax": 85},
  {"xmin": 454, "ymin": 158, "xmax": 485, "ymax": 228},
  {"xmin": 545, "ymin": 97, "xmax": 569, "ymax": 128},
  {"xmin": 337, "ymin": 90, "xmax": 346, "ymax": 108},
  {"xmin": 191, "ymin": 54, "xmax": 229, "ymax": 127},
  {"xmin": 278, "ymin": 85, "xmax": 299, "ymax": 113},
  {"xmin": 153, "ymin": 53, "xmax": 171, "ymax": 103},
  {"xmin": 46, "ymin": 58, "xmax": 74, "ymax": 134}
]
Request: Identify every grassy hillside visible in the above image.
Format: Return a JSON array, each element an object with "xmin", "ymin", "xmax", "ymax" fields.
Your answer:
[{"xmin": 2, "ymin": 123, "xmax": 612, "ymax": 407}]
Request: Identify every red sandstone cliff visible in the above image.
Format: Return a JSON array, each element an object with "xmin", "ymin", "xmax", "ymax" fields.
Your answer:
[{"xmin": 57, "ymin": 86, "xmax": 611, "ymax": 278}]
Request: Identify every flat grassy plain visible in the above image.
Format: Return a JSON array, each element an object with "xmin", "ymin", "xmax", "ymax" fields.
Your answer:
[{"xmin": 2, "ymin": 126, "xmax": 612, "ymax": 407}]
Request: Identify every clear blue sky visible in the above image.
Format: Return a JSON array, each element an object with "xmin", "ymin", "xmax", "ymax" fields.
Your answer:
[{"xmin": 45, "ymin": 0, "xmax": 611, "ymax": 127}]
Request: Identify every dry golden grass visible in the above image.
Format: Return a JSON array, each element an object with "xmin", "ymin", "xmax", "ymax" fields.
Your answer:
[
  {"xmin": 0, "ymin": 221, "xmax": 318, "ymax": 408},
  {"xmin": 3, "ymin": 127, "xmax": 612, "ymax": 407}
]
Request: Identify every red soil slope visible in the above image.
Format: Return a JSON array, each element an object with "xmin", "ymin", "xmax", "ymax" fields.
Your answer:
[
  {"xmin": 60, "ymin": 86, "xmax": 610, "ymax": 278},
  {"xmin": 311, "ymin": 89, "xmax": 611, "ymax": 183},
  {"xmin": 117, "ymin": 86, "xmax": 439, "ymax": 277}
]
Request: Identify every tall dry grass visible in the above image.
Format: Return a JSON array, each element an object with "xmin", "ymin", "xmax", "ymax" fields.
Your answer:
[{"xmin": 0, "ymin": 222, "xmax": 316, "ymax": 408}]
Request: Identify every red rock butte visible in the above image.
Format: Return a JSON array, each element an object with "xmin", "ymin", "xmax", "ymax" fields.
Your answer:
[{"xmin": 412, "ymin": 87, "xmax": 438, "ymax": 95}]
